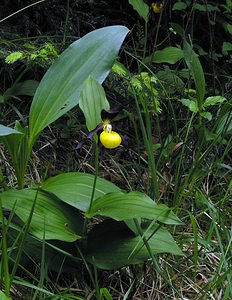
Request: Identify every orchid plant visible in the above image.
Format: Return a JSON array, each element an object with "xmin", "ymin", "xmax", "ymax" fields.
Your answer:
[{"xmin": 0, "ymin": 25, "xmax": 183, "ymax": 299}]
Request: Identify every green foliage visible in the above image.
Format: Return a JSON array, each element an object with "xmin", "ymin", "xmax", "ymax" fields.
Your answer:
[
  {"xmin": 128, "ymin": 0, "xmax": 149, "ymax": 23},
  {"xmin": 86, "ymin": 191, "xmax": 181, "ymax": 225},
  {"xmin": 112, "ymin": 67, "xmax": 161, "ymax": 114},
  {"xmin": 0, "ymin": 290, "xmax": 12, "ymax": 300},
  {"xmin": 79, "ymin": 76, "xmax": 110, "ymax": 131},
  {"xmin": 5, "ymin": 51, "xmax": 23, "ymax": 64},
  {"xmin": 1, "ymin": 1, "xmax": 231, "ymax": 297},
  {"xmin": 145, "ymin": 47, "xmax": 184, "ymax": 64},
  {"xmin": 0, "ymin": 80, "xmax": 39, "ymax": 104},
  {"xmin": 29, "ymin": 26, "xmax": 129, "ymax": 145},
  {"xmin": 85, "ymin": 221, "xmax": 183, "ymax": 269},
  {"xmin": 172, "ymin": 2, "xmax": 187, "ymax": 11},
  {"xmin": 0, "ymin": 25, "xmax": 183, "ymax": 300},
  {"xmin": 183, "ymin": 41, "xmax": 205, "ymax": 108},
  {"xmin": 0, "ymin": 188, "xmax": 83, "ymax": 241},
  {"xmin": 41, "ymin": 172, "xmax": 121, "ymax": 212},
  {"xmin": 4, "ymin": 42, "xmax": 58, "ymax": 65}
]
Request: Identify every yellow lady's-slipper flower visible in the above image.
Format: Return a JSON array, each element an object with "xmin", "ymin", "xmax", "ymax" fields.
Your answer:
[
  {"xmin": 76, "ymin": 107, "xmax": 123, "ymax": 150},
  {"xmin": 100, "ymin": 124, "xmax": 122, "ymax": 149},
  {"xmin": 151, "ymin": 2, "xmax": 164, "ymax": 14}
]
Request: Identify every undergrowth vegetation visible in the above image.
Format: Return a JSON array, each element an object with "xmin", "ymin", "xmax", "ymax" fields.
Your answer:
[{"xmin": 0, "ymin": 1, "xmax": 231, "ymax": 299}]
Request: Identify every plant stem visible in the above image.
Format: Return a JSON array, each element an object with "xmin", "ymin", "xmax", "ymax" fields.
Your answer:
[
  {"xmin": 0, "ymin": 0, "xmax": 45, "ymax": 23},
  {"xmin": 83, "ymin": 142, "xmax": 99, "ymax": 235},
  {"xmin": 63, "ymin": 0, "xmax": 70, "ymax": 45},
  {"xmin": 143, "ymin": 21, "xmax": 148, "ymax": 59},
  {"xmin": 0, "ymin": 168, "xmax": 8, "ymax": 191},
  {"xmin": 151, "ymin": 10, "xmax": 163, "ymax": 62},
  {"xmin": 133, "ymin": 219, "xmax": 179, "ymax": 294},
  {"xmin": 0, "ymin": 203, "xmax": 10, "ymax": 297}
]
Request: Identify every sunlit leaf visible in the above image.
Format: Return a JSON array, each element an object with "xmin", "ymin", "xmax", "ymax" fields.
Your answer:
[
  {"xmin": 128, "ymin": 0, "xmax": 149, "ymax": 23},
  {"xmin": 29, "ymin": 26, "xmax": 129, "ymax": 144},
  {"xmin": 41, "ymin": 172, "xmax": 121, "ymax": 212},
  {"xmin": 112, "ymin": 61, "xmax": 129, "ymax": 77},
  {"xmin": 0, "ymin": 291, "xmax": 12, "ymax": 300},
  {"xmin": 180, "ymin": 98, "xmax": 199, "ymax": 113},
  {"xmin": 200, "ymin": 112, "xmax": 212, "ymax": 121},
  {"xmin": 183, "ymin": 41, "xmax": 205, "ymax": 105},
  {"xmin": 86, "ymin": 191, "xmax": 181, "ymax": 225},
  {"xmin": 203, "ymin": 96, "xmax": 227, "ymax": 107},
  {"xmin": 5, "ymin": 51, "xmax": 23, "ymax": 64},
  {"xmin": 145, "ymin": 47, "xmax": 183, "ymax": 64},
  {"xmin": 0, "ymin": 124, "xmax": 24, "ymax": 137},
  {"xmin": 0, "ymin": 189, "xmax": 83, "ymax": 241},
  {"xmin": 79, "ymin": 76, "xmax": 110, "ymax": 131}
]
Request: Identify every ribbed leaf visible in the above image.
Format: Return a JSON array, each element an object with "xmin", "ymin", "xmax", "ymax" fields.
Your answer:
[
  {"xmin": 203, "ymin": 96, "xmax": 226, "ymax": 107},
  {"xmin": 145, "ymin": 47, "xmax": 183, "ymax": 64},
  {"xmin": 86, "ymin": 191, "xmax": 181, "ymax": 225},
  {"xmin": 29, "ymin": 26, "xmax": 129, "ymax": 143},
  {"xmin": 41, "ymin": 172, "xmax": 121, "ymax": 212},
  {"xmin": 180, "ymin": 98, "xmax": 199, "ymax": 113},
  {"xmin": 183, "ymin": 41, "xmax": 205, "ymax": 106},
  {"xmin": 0, "ymin": 124, "xmax": 24, "ymax": 170},
  {"xmin": 0, "ymin": 124, "xmax": 23, "ymax": 137},
  {"xmin": 0, "ymin": 189, "xmax": 83, "ymax": 241},
  {"xmin": 3, "ymin": 80, "xmax": 39, "ymax": 102},
  {"xmin": 79, "ymin": 76, "xmax": 110, "ymax": 131},
  {"xmin": 85, "ymin": 220, "xmax": 183, "ymax": 269},
  {"xmin": 128, "ymin": 0, "xmax": 149, "ymax": 23}
]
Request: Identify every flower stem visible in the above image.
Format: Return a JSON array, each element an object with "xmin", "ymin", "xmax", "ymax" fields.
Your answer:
[{"xmin": 83, "ymin": 141, "xmax": 99, "ymax": 236}]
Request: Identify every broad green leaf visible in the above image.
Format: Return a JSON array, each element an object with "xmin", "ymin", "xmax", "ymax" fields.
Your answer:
[
  {"xmin": 180, "ymin": 99, "xmax": 199, "ymax": 113},
  {"xmin": 222, "ymin": 42, "xmax": 232, "ymax": 52},
  {"xmin": 0, "ymin": 123, "xmax": 29, "ymax": 188},
  {"xmin": 29, "ymin": 26, "xmax": 129, "ymax": 143},
  {"xmin": 3, "ymin": 80, "xmax": 39, "ymax": 102},
  {"xmin": 85, "ymin": 220, "xmax": 183, "ymax": 269},
  {"xmin": 145, "ymin": 47, "xmax": 183, "ymax": 64},
  {"xmin": 79, "ymin": 76, "xmax": 110, "ymax": 131},
  {"xmin": 124, "ymin": 218, "xmax": 141, "ymax": 235},
  {"xmin": 225, "ymin": 23, "xmax": 232, "ymax": 34},
  {"xmin": 183, "ymin": 41, "xmax": 205, "ymax": 106},
  {"xmin": 86, "ymin": 191, "xmax": 181, "ymax": 225},
  {"xmin": 172, "ymin": 2, "xmax": 187, "ymax": 11},
  {"xmin": 200, "ymin": 112, "xmax": 212, "ymax": 121},
  {"xmin": 0, "ymin": 124, "xmax": 24, "ymax": 137},
  {"xmin": 0, "ymin": 124, "xmax": 24, "ymax": 168},
  {"xmin": 8, "ymin": 226, "xmax": 81, "ymax": 273},
  {"xmin": 169, "ymin": 22, "xmax": 185, "ymax": 38},
  {"xmin": 128, "ymin": 0, "xmax": 149, "ymax": 23},
  {"xmin": 193, "ymin": 3, "xmax": 220, "ymax": 12},
  {"xmin": 41, "ymin": 172, "xmax": 121, "ymax": 212},
  {"xmin": 156, "ymin": 68, "xmax": 184, "ymax": 93},
  {"xmin": 0, "ymin": 189, "xmax": 83, "ymax": 241},
  {"xmin": 0, "ymin": 291, "xmax": 12, "ymax": 300},
  {"xmin": 203, "ymin": 96, "xmax": 227, "ymax": 107}
]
